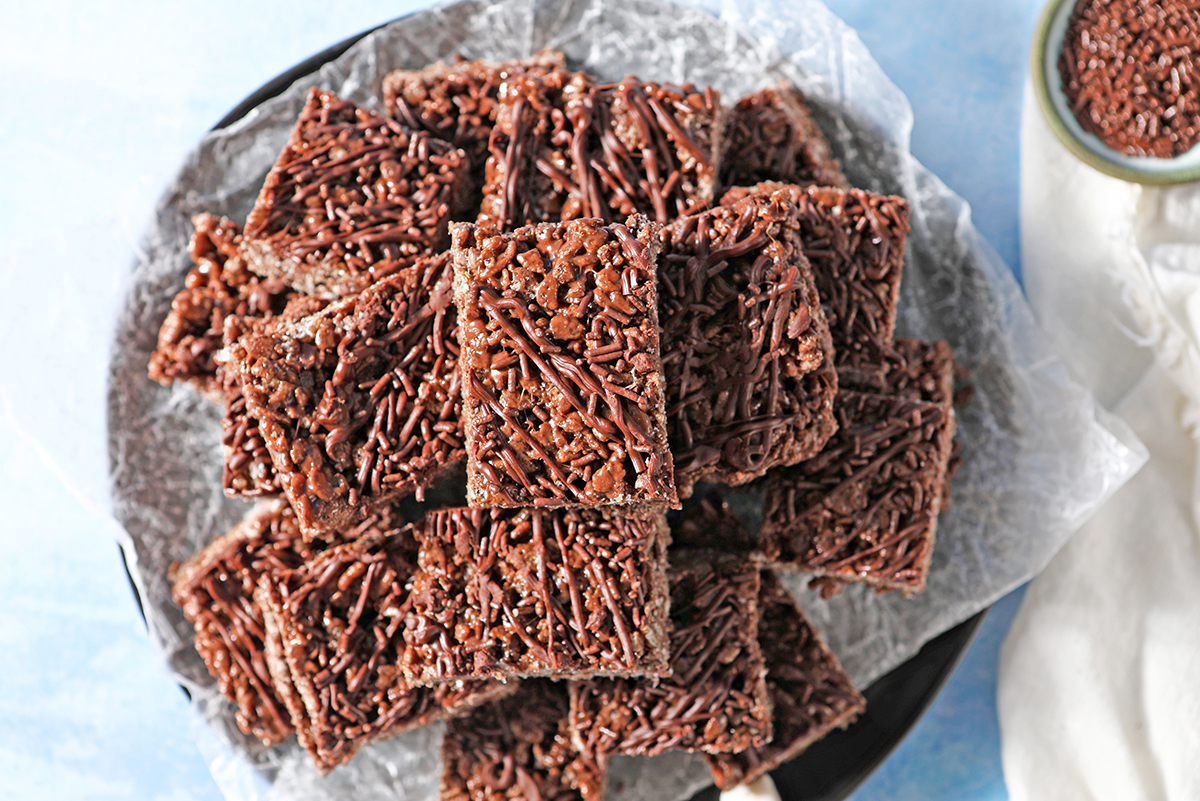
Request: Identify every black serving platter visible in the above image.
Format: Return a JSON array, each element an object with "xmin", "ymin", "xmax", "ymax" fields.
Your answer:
[{"xmin": 116, "ymin": 7, "xmax": 988, "ymax": 801}]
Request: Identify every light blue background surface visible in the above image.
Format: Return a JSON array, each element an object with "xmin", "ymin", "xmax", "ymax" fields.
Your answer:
[{"xmin": 0, "ymin": 1, "xmax": 1044, "ymax": 798}]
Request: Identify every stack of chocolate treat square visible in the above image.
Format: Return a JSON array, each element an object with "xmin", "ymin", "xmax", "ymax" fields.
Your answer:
[{"xmin": 152, "ymin": 50, "xmax": 960, "ymax": 798}]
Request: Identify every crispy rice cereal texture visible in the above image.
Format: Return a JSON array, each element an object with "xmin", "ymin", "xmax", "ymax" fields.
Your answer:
[
  {"xmin": 242, "ymin": 88, "xmax": 467, "ymax": 299},
  {"xmin": 401, "ymin": 505, "xmax": 672, "ymax": 684},
  {"xmin": 451, "ymin": 217, "xmax": 678, "ymax": 508}
]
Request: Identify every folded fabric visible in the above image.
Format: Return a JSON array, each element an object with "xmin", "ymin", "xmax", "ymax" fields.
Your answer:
[{"xmin": 1000, "ymin": 81, "xmax": 1200, "ymax": 801}]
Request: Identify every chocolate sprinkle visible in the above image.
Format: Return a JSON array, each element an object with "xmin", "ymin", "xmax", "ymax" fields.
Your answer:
[
  {"xmin": 1059, "ymin": 0, "xmax": 1200, "ymax": 158},
  {"xmin": 441, "ymin": 679, "xmax": 606, "ymax": 801},
  {"xmin": 451, "ymin": 217, "xmax": 678, "ymax": 508},
  {"xmin": 242, "ymin": 88, "xmax": 467, "ymax": 299},
  {"xmin": 568, "ymin": 550, "xmax": 772, "ymax": 758},
  {"xmin": 230, "ymin": 255, "xmax": 464, "ymax": 536},
  {"xmin": 658, "ymin": 192, "xmax": 838, "ymax": 497},
  {"xmin": 704, "ymin": 570, "xmax": 864, "ymax": 790},
  {"xmin": 401, "ymin": 505, "xmax": 672, "ymax": 684}
]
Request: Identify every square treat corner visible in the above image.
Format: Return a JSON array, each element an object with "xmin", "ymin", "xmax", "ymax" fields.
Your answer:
[
  {"xmin": 450, "ymin": 217, "xmax": 678, "ymax": 508},
  {"xmin": 721, "ymin": 83, "xmax": 848, "ymax": 191},
  {"xmin": 720, "ymin": 183, "xmax": 910, "ymax": 388},
  {"xmin": 705, "ymin": 570, "xmax": 864, "ymax": 789},
  {"xmin": 441, "ymin": 679, "xmax": 606, "ymax": 801},
  {"xmin": 759, "ymin": 338, "xmax": 957, "ymax": 595}
]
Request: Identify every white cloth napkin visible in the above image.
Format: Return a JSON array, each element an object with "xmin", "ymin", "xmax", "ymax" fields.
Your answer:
[{"xmin": 999, "ymin": 82, "xmax": 1200, "ymax": 800}]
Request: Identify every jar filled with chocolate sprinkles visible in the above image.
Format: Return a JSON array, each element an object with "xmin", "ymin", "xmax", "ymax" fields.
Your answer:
[{"xmin": 1058, "ymin": 0, "xmax": 1200, "ymax": 158}]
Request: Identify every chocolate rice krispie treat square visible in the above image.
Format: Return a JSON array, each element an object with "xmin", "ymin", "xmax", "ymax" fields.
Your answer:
[
  {"xmin": 705, "ymin": 571, "xmax": 864, "ymax": 790},
  {"xmin": 450, "ymin": 217, "xmax": 678, "ymax": 508},
  {"xmin": 241, "ymin": 88, "xmax": 468, "ymax": 299},
  {"xmin": 476, "ymin": 66, "xmax": 596, "ymax": 230},
  {"xmin": 658, "ymin": 191, "xmax": 838, "ymax": 497},
  {"xmin": 149, "ymin": 214, "xmax": 296, "ymax": 397},
  {"xmin": 758, "ymin": 339, "xmax": 956, "ymax": 595},
  {"xmin": 229, "ymin": 255, "xmax": 463, "ymax": 537},
  {"xmin": 720, "ymin": 184, "xmax": 910, "ymax": 388},
  {"xmin": 169, "ymin": 500, "xmax": 407, "ymax": 747},
  {"xmin": 401, "ymin": 506, "xmax": 671, "ymax": 685},
  {"xmin": 441, "ymin": 679, "xmax": 606, "ymax": 801},
  {"xmin": 383, "ymin": 51, "xmax": 566, "ymax": 214},
  {"xmin": 479, "ymin": 75, "xmax": 725, "ymax": 231},
  {"xmin": 255, "ymin": 529, "xmax": 512, "ymax": 774},
  {"xmin": 568, "ymin": 550, "xmax": 772, "ymax": 758},
  {"xmin": 599, "ymin": 78, "xmax": 726, "ymax": 223},
  {"xmin": 721, "ymin": 84, "xmax": 847, "ymax": 191}
]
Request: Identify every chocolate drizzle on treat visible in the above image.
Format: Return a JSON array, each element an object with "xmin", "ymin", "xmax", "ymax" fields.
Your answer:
[
  {"xmin": 442, "ymin": 679, "xmax": 606, "ymax": 801},
  {"xmin": 601, "ymin": 78, "xmax": 722, "ymax": 223},
  {"xmin": 759, "ymin": 338, "xmax": 956, "ymax": 595},
  {"xmin": 242, "ymin": 88, "xmax": 467, "ymax": 299},
  {"xmin": 148, "ymin": 214, "xmax": 296, "ymax": 395},
  {"xmin": 720, "ymin": 184, "xmax": 909, "ymax": 388},
  {"xmin": 761, "ymin": 394, "xmax": 947, "ymax": 591},
  {"xmin": 658, "ymin": 193, "xmax": 838, "ymax": 497},
  {"xmin": 721, "ymin": 85, "xmax": 847, "ymax": 190},
  {"xmin": 256, "ymin": 529, "xmax": 511, "ymax": 774},
  {"xmin": 170, "ymin": 502, "xmax": 317, "ymax": 746},
  {"xmin": 704, "ymin": 570, "xmax": 864, "ymax": 790},
  {"xmin": 401, "ymin": 506, "xmax": 671, "ymax": 684},
  {"xmin": 451, "ymin": 217, "xmax": 678, "ymax": 508},
  {"xmin": 479, "ymin": 68, "xmax": 596, "ymax": 230},
  {"xmin": 568, "ymin": 551, "xmax": 772, "ymax": 757},
  {"xmin": 231, "ymin": 255, "xmax": 464, "ymax": 536},
  {"xmin": 480, "ymin": 74, "xmax": 723, "ymax": 231},
  {"xmin": 383, "ymin": 52, "xmax": 566, "ymax": 219}
]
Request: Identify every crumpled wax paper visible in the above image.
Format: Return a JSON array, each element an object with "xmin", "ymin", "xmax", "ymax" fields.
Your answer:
[{"xmin": 104, "ymin": 0, "xmax": 1146, "ymax": 798}]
